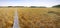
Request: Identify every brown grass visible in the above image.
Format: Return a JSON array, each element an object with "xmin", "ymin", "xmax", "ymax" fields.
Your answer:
[
  {"xmin": 0, "ymin": 8, "xmax": 60, "ymax": 28},
  {"xmin": 18, "ymin": 8, "xmax": 60, "ymax": 28},
  {"xmin": 0, "ymin": 8, "xmax": 15, "ymax": 28}
]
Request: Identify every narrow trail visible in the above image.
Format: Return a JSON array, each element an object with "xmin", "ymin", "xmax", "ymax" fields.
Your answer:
[{"xmin": 13, "ymin": 9, "xmax": 20, "ymax": 28}]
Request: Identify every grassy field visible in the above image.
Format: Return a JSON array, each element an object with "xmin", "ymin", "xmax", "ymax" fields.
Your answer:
[
  {"xmin": 0, "ymin": 8, "xmax": 60, "ymax": 28},
  {"xmin": 0, "ymin": 8, "xmax": 15, "ymax": 28}
]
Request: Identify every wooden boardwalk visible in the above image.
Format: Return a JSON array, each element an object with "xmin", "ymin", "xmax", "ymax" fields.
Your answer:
[{"xmin": 13, "ymin": 9, "xmax": 20, "ymax": 28}]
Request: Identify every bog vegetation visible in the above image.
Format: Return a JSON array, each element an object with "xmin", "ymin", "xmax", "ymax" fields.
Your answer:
[
  {"xmin": 0, "ymin": 7, "xmax": 60, "ymax": 28},
  {"xmin": 0, "ymin": 8, "xmax": 15, "ymax": 28},
  {"xmin": 18, "ymin": 8, "xmax": 60, "ymax": 28}
]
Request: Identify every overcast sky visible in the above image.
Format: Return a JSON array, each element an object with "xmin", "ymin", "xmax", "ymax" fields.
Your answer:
[{"xmin": 0, "ymin": 0, "xmax": 60, "ymax": 7}]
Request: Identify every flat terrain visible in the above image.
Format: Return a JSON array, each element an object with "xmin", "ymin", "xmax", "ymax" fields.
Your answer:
[
  {"xmin": 0, "ymin": 8, "xmax": 15, "ymax": 28},
  {"xmin": 0, "ymin": 8, "xmax": 60, "ymax": 28}
]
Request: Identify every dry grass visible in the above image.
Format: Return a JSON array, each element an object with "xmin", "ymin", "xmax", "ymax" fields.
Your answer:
[
  {"xmin": 0, "ymin": 8, "xmax": 60, "ymax": 28},
  {"xmin": 18, "ymin": 8, "xmax": 60, "ymax": 28},
  {"xmin": 0, "ymin": 8, "xmax": 15, "ymax": 28}
]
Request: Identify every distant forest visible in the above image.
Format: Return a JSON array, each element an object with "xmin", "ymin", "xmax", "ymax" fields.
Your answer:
[
  {"xmin": 0, "ymin": 4, "xmax": 60, "ymax": 8},
  {"xmin": 52, "ymin": 5, "xmax": 60, "ymax": 8}
]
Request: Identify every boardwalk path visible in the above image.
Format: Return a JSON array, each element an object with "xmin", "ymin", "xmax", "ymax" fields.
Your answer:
[{"xmin": 13, "ymin": 9, "xmax": 20, "ymax": 28}]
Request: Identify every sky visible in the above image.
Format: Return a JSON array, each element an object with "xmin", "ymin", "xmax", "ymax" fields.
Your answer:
[{"xmin": 0, "ymin": 0, "xmax": 60, "ymax": 7}]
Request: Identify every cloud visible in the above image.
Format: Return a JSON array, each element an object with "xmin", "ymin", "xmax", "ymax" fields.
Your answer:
[{"xmin": 0, "ymin": 0, "xmax": 60, "ymax": 7}]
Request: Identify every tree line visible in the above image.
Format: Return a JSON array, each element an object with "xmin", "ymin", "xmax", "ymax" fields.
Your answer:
[{"xmin": 0, "ymin": 4, "xmax": 60, "ymax": 8}]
